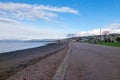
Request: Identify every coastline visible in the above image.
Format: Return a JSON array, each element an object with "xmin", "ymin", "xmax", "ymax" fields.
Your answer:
[
  {"xmin": 0, "ymin": 43, "xmax": 68, "ymax": 80},
  {"xmin": 0, "ymin": 41, "xmax": 50, "ymax": 54}
]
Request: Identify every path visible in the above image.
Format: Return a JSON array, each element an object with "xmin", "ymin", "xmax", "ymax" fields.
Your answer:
[{"xmin": 65, "ymin": 42, "xmax": 120, "ymax": 80}]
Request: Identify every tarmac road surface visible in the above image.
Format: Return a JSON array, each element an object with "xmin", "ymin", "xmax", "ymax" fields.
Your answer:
[{"xmin": 64, "ymin": 42, "xmax": 120, "ymax": 80}]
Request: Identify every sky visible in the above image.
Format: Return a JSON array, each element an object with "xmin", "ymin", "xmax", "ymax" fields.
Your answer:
[{"xmin": 0, "ymin": 0, "xmax": 120, "ymax": 40}]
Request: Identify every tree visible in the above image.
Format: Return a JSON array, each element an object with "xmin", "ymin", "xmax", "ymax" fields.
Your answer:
[
  {"xmin": 102, "ymin": 30, "xmax": 111, "ymax": 42},
  {"xmin": 116, "ymin": 36, "xmax": 120, "ymax": 42}
]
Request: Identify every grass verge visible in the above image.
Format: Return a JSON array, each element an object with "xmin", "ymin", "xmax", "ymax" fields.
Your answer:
[{"xmin": 97, "ymin": 42, "xmax": 120, "ymax": 47}]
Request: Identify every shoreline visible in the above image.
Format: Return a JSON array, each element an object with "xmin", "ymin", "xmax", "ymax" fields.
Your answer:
[
  {"xmin": 0, "ymin": 41, "xmax": 51, "ymax": 54},
  {"xmin": 0, "ymin": 43, "xmax": 68, "ymax": 80}
]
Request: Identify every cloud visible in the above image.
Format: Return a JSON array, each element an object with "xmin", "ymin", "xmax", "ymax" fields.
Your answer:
[
  {"xmin": 0, "ymin": 17, "xmax": 19, "ymax": 24},
  {"xmin": 106, "ymin": 23, "xmax": 120, "ymax": 29},
  {"xmin": 0, "ymin": 2, "xmax": 79, "ymax": 21},
  {"xmin": 67, "ymin": 24, "xmax": 120, "ymax": 37},
  {"xmin": 0, "ymin": 22, "xmax": 66, "ymax": 40}
]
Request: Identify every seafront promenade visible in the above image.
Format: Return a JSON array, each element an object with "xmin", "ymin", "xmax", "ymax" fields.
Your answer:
[
  {"xmin": 65, "ymin": 42, "xmax": 120, "ymax": 80},
  {"xmin": 1, "ymin": 42, "xmax": 120, "ymax": 80}
]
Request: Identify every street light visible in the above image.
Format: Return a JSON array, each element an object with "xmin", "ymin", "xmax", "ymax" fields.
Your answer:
[{"xmin": 100, "ymin": 28, "xmax": 102, "ymax": 44}]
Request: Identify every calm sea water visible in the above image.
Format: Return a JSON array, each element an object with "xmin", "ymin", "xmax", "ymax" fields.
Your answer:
[{"xmin": 0, "ymin": 41, "xmax": 50, "ymax": 53}]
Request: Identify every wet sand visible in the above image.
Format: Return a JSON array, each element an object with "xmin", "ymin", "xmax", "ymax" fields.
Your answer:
[{"xmin": 0, "ymin": 43, "xmax": 68, "ymax": 80}]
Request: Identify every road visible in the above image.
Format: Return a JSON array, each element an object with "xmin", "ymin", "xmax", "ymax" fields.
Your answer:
[{"xmin": 64, "ymin": 42, "xmax": 120, "ymax": 80}]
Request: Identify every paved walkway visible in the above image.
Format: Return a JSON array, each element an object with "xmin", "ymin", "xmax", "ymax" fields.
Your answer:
[{"xmin": 65, "ymin": 42, "xmax": 120, "ymax": 80}]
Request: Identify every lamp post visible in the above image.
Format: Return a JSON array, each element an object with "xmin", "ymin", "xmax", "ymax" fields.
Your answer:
[{"xmin": 100, "ymin": 28, "xmax": 102, "ymax": 44}]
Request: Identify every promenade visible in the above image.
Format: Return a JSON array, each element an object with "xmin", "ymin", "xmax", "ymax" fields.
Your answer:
[
  {"xmin": 65, "ymin": 42, "xmax": 120, "ymax": 80},
  {"xmin": 2, "ymin": 42, "xmax": 120, "ymax": 80}
]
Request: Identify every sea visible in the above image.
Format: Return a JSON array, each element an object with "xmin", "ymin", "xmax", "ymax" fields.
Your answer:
[{"xmin": 0, "ymin": 40, "xmax": 51, "ymax": 54}]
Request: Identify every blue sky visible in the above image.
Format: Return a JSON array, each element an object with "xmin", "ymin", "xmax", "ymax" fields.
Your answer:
[{"xmin": 0, "ymin": 0, "xmax": 120, "ymax": 39}]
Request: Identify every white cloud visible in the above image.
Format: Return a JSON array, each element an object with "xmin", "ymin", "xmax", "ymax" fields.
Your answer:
[
  {"xmin": 0, "ymin": 2, "xmax": 78, "ymax": 40},
  {"xmin": 0, "ymin": 2, "xmax": 79, "ymax": 21},
  {"xmin": 106, "ymin": 23, "xmax": 120, "ymax": 29},
  {"xmin": 67, "ymin": 24, "xmax": 120, "ymax": 37},
  {"xmin": 0, "ymin": 17, "xmax": 19, "ymax": 24},
  {"xmin": 0, "ymin": 22, "xmax": 66, "ymax": 40}
]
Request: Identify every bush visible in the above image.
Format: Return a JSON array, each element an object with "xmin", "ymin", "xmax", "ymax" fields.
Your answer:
[{"xmin": 116, "ymin": 37, "xmax": 120, "ymax": 42}]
